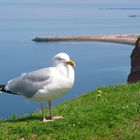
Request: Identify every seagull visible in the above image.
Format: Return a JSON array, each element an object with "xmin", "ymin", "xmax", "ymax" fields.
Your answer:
[{"xmin": 0, "ymin": 53, "xmax": 75, "ymax": 122}]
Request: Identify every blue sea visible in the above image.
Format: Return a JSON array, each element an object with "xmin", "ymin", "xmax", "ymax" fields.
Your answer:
[{"xmin": 0, "ymin": 0, "xmax": 140, "ymax": 118}]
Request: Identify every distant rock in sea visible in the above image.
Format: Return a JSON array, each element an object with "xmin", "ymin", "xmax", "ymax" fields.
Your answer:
[
  {"xmin": 99, "ymin": 8, "xmax": 140, "ymax": 11},
  {"xmin": 129, "ymin": 15, "xmax": 140, "ymax": 18}
]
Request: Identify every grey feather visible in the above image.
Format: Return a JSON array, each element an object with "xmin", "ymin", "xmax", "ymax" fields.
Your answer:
[{"xmin": 5, "ymin": 67, "xmax": 53, "ymax": 97}]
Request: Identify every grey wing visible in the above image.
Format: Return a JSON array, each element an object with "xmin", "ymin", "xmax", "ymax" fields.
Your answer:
[
  {"xmin": 23, "ymin": 68, "xmax": 52, "ymax": 82},
  {"xmin": 5, "ymin": 68, "xmax": 53, "ymax": 98}
]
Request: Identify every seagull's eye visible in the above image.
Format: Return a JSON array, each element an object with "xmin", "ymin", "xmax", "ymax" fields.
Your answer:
[{"xmin": 58, "ymin": 57, "xmax": 63, "ymax": 61}]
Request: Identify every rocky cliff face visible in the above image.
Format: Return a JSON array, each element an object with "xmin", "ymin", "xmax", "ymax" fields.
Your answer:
[{"xmin": 128, "ymin": 38, "xmax": 140, "ymax": 83}]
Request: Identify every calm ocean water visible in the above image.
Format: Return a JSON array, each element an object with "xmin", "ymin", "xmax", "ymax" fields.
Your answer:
[{"xmin": 0, "ymin": 0, "xmax": 140, "ymax": 118}]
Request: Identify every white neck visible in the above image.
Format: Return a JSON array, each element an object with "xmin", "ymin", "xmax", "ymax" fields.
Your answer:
[{"xmin": 56, "ymin": 63, "xmax": 75, "ymax": 83}]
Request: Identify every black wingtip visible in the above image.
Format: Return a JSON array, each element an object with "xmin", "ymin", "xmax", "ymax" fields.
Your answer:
[
  {"xmin": 0, "ymin": 84, "xmax": 18, "ymax": 95},
  {"xmin": 0, "ymin": 85, "xmax": 6, "ymax": 92}
]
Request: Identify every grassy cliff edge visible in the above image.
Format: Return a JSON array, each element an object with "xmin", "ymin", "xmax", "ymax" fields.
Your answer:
[{"xmin": 0, "ymin": 83, "xmax": 140, "ymax": 140}]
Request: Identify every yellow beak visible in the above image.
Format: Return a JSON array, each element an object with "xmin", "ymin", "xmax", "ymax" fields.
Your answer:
[{"xmin": 66, "ymin": 60, "xmax": 76, "ymax": 67}]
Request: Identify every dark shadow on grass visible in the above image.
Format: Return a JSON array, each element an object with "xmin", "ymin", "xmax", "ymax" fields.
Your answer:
[{"xmin": 6, "ymin": 115, "xmax": 42, "ymax": 122}]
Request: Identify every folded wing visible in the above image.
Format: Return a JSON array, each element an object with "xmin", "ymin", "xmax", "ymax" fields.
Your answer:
[{"xmin": 5, "ymin": 68, "xmax": 53, "ymax": 98}]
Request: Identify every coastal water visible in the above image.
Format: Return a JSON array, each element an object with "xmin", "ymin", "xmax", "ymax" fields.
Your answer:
[{"xmin": 0, "ymin": 0, "xmax": 140, "ymax": 118}]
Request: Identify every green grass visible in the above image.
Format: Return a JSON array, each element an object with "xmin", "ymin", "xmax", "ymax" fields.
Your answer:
[{"xmin": 1, "ymin": 83, "xmax": 140, "ymax": 140}]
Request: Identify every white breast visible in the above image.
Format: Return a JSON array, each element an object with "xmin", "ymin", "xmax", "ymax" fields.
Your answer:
[{"xmin": 31, "ymin": 65, "xmax": 75, "ymax": 101}]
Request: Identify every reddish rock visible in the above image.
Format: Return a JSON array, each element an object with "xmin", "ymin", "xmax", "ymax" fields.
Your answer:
[{"xmin": 127, "ymin": 37, "xmax": 140, "ymax": 83}]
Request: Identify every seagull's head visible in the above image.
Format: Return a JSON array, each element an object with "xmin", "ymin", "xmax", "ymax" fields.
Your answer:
[{"xmin": 53, "ymin": 53, "xmax": 75, "ymax": 68}]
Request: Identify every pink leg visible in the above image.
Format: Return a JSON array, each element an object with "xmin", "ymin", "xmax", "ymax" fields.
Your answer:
[
  {"xmin": 48, "ymin": 100, "xmax": 52, "ymax": 119},
  {"xmin": 40, "ymin": 102, "xmax": 46, "ymax": 121}
]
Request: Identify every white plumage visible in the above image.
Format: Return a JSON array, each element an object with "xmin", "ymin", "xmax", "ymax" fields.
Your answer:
[{"xmin": 1, "ymin": 52, "xmax": 75, "ymax": 122}]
